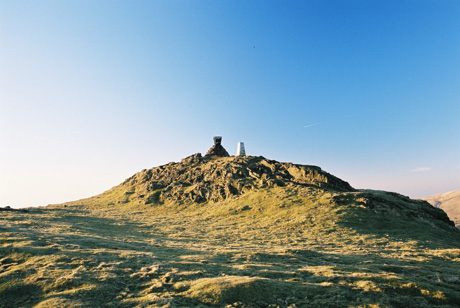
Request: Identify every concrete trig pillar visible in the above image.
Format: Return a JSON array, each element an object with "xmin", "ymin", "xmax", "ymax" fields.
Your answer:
[{"xmin": 236, "ymin": 142, "xmax": 246, "ymax": 156}]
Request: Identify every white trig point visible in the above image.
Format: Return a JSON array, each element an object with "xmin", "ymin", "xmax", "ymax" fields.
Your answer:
[{"xmin": 236, "ymin": 142, "xmax": 246, "ymax": 156}]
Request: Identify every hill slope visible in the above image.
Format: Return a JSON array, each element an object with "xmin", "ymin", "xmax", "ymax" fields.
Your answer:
[
  {"xmin": 1, "ymin": 155, "xmax": 460, "ymax": 308},
  {"xmin": 79, "ymin": 154, "xmax": 354, "ymax": 206},
  {"xmin": 421, "ymin": 190, "xmax": 460, "ymax": 228}
]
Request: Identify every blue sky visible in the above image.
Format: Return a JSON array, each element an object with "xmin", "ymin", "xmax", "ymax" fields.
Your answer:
[{"xmin": 1, "ymin": 0, "xmax": 459, "ymax": 207}]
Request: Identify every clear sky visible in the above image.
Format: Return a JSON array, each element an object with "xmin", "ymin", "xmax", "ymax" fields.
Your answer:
[{"xmin": 1, "ymin": 0, "xmax": 459, "ymax": 208}]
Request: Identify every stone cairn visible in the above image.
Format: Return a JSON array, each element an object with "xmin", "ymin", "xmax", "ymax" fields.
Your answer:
[{"xmin": 205, "ymin": 136, "xmax": 230, "ymax": 157}]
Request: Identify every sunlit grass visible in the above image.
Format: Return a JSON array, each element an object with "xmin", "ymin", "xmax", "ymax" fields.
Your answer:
[{"xmin": 1, "ymin": 185, "xmax": 460, "ymax": 307}]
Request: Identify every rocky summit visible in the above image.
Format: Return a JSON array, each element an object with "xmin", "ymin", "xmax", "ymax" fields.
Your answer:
[
  {"xmin": 83, "ymin": 154, "xmax": 454, "ymax": 230},
  {"xmin": 2, "ymin": 153, "xmax": 460, "ymax": 308},
  {"xmin": 119, "ymin": 155, "xmax": 353, "ymax": 205}
]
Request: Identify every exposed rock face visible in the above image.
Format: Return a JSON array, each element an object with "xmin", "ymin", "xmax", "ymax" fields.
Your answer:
[
  {"xmin": 205, "ymin": 136, "xmax": 230, "ymax": 157},
  {"xmin": 119, "ymin": 155, "xmax": 354, "ymax": 205}
]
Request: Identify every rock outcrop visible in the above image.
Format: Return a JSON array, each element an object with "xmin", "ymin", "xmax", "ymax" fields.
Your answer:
[{"xmin": 118, "ymin": 155, "xmax": 354, "ymax": 205}]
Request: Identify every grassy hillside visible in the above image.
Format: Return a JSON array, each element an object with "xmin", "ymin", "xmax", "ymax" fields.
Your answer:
[
  {"xmin": 422, "ymin": 190, "xmax": 460, "ymax": 228},
  {"xmin": 1, "ymin": 156, "xmax": 460, "ymax": 308}
]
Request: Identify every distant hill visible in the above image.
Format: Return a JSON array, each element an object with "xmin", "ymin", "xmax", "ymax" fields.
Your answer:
[
  {"xmin": 1, "ymin": 153, "xmax": 460, "ymax": 307},
  {"xmin": 421, "ymin": 190, "xmax": 460, "ymax": 228}
]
